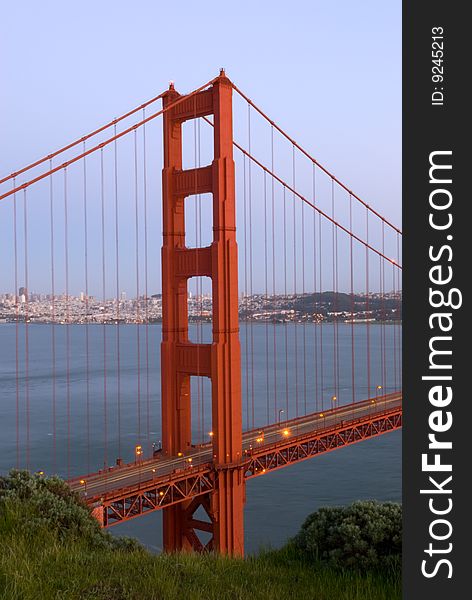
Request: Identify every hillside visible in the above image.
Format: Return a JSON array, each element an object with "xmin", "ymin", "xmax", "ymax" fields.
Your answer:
[{"xmin": 0, "ymin": 471, "xmax": 400, "ymax": 600}]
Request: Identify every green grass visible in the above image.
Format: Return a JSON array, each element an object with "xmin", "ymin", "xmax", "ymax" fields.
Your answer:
[{"xmin": 0, "ymin": 472, "xmax": 400, "ymax": 600}]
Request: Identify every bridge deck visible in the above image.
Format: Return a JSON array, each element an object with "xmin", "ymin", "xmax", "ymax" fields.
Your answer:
[{"xmin": 68, "ymin": 393, "xmax": 402, "ymax": 527}]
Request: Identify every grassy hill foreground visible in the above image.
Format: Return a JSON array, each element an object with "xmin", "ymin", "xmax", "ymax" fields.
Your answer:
[{"xmin": 0, "ymin": 471, "xmax": 400, "ymax": 600}]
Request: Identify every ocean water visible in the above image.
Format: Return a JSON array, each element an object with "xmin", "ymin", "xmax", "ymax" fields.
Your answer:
[{"xmin": 0, "ymin": 322, "xmax": 401, "ymax": 553}]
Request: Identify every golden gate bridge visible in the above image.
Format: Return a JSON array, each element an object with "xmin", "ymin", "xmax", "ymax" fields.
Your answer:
[{"xmin": 0, "ymin": 70, "xmax": 402, "ymax": 556}]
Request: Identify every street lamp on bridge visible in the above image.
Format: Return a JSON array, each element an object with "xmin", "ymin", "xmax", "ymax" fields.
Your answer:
[{"xmin": 377, "ymin": 384, "xmax": 384, "ymax": 411}]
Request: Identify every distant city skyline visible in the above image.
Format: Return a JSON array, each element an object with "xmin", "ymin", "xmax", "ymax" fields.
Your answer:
[{"xmin": 0, "ymin": 288, "xmax": 402, "ymax": 326}]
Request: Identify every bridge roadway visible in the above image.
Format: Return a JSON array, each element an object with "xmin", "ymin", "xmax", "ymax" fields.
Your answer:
[{"xmin": 69, "ymin": 392, "xmax": 402, "ymax": 501}]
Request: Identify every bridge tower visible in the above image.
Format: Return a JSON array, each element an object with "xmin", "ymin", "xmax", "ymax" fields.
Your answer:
[{"xmin": 160, "ymin": 70, "xmax": 244, "ymax": 555}]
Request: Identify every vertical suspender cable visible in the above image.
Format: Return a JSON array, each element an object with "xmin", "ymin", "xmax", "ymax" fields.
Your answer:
[
  {"xmin": 264, "ymin": 171, "xmax": 270, "ymax": 425},
  {"xmin": 271, "ymin": 127, "xmax": 278, "ymax": 424},
  {"xmin": 381, "ymin": 221, "xmax": 387, "ymax": 392},
  {"xmin": 283, "ymin": 186, "xmax": 288, "ymax": 420},
  {"xmin": 248, "ymin": 105, "xmax": 255, "ymax": 429},
  {"xmin": 312, "ymin": 165, "xmax": 319, "ymax": 412},
  {"xmin": 392, "ymin": 259, "xmax": 397, "ymax": 392},
  {"xmin": 334, "ymin": 190, "xmax": 340, "ymax": 402},
  {"xmin": 331, "ymin": 181, "xmax": 337, "ymax": 403},
  {"xmin": 366, "ymin": 207, "xmax": 371, "ymax": 399},
  {"xmin": 100, "ymin": 150, "xmax": 108, "ymax": 469},
  {"xmin": 292, "ymin": 147, "xmax": 299, "ymax": 419},
  {"xmin": 350, "ymin": 194, "xmax": 356, "ymax": 404},
  {"xmin": 13, "ymin": 181, "xmax": 19, "ymax": 468},
  {"xmin": 243, "ymin": 155, "xmax": 249, "ymax": 430},
  {"xmin": 64, "ymin": 169, "xmax": 71, "ymax": 478},
  {"xmin": 134, "ymin": 130, "xmax": 141, "ymax": 446},
  {"xmin": 49, "ymin": 165, "xmax": 57, "ymax": 473},
  {"xmin": 23, "ymin": 189, "xmax": 30, "ymax": 471},
  {"xmin": 113, "ymin": 126, "xmax": 121, "ymax": 460},
  {"xmin": 379, "ymin": 253, "xmax": 384, "ymax": 393},
  {"xmin": 143, "ymin": 109, "xmax": 151, "ymax": 450},
  {"xmin": 319, "ymin": 204, "xmax": 324, "ymax": 410},
  {"xmin": 301, "ymin": 158, "xmax": 307, "ymax": 416},
  {"xmin": 83, "ymin": 143, "xmax": 91, "ymax": 474}
]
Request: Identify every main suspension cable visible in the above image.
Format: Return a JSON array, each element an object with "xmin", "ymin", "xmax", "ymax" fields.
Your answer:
[
  {"xmin": 0, "ymin": 93, "xmax": 166, "ymax": 186},
  {"xmin": 1, "ymin": 78, "xmax": 218, "ymax": 203},
  {"xmin": 231, "ymin": 82, "xmax": 402, "ymax": 237}
]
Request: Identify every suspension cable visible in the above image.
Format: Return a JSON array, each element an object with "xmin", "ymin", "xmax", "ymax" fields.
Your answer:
[
  {"xmin": 248, "ymin": 105, "xmax": 255, "ymax": 429},
  {"xmin": 134, "ymin": 130, "xmax": 141, "ymax": 449},
  {"xmin": 1, "ymin": 78, "xmax": 218, "ymax": 202},
  {"xmin": 64, "ymin": 168, "xmax": 71, "ymax": 478},
  {"xmin": 0, "ymin": 93, "xmax": 166, "ymax": 186},
  {"xmin": 23, "ymin": 189, "xmax": 30, "ymax": 471},
  {"xmin": 13, "ymin": 181, "xmax": 19, "ymax": 468},
  {"xmin": 292, "ymin": 146, "xmax": 299, "ymax": 419},
  {"xmin": 113, "ymin": 126, "xmax": 121, "ymax": 461},
  {"xmin": 83, "ymin": 143, "xmax": 91, "ymax": 474},
  {"xmin": 231, "ymin": 82, "xmax": 402, "ymax": 236},
  {"xmin": 143, "ymin": 108, "xmax": 151, "ymax": 452},
  {"xmin": 100, "ymin": 150, "xmax": 108, "ymax": 470},
  {"xmin": 201, "ymin": 116, "xmax": 401, "ymax": 269},
  {"xmin": 271, "ymin": 127, "xmax": 278, "ymax": 425},
  {"xmin": 49, "ymin": 164, "xmax": 57, "ymax": 473}
]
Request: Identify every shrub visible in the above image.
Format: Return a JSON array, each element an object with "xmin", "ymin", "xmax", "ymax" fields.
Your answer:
[
  {"xmin": 293, "ymin": 500, "xmax": 401, "ymax": 571},
  {"xmin": 0, "ymin": 469, "xmax": 141, "ymax": 552}
]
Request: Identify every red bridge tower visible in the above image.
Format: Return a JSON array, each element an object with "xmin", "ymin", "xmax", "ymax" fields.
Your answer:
[{"xmin": 161, "ymin": 70, "xmax": 244, "ymax": 555}]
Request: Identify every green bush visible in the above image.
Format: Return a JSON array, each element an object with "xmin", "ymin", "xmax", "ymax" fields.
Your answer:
[
  {"xmin": 293, "ymin": 500, "xmax": 401, "ymax": 571},
  {"xmin": 0, "ymin": 469, "xmax": 141, "ymax": 552}
]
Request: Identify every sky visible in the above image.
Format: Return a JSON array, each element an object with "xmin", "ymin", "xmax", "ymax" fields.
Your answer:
[{"xmin": 0, "ymin": 1, "xmax": 401, "ymax": 297}]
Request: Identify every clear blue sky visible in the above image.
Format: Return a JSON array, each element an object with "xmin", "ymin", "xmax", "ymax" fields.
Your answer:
[{"xmin": 0, "ymin": 1, "xmax": 401, "ymax": 296}]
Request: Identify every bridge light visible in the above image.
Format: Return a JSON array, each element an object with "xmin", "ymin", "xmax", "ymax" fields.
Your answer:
[
  {"xmin": 208, "ymin": 431, "xmax": 214, "ymax": 437},
  {"xmin": 187, "ymin": 457, "xmax": 193, "ymax": 463},
  {"xmin": 152, "ymin": 468, "xmax": 156, "ymax": 473},
  {"xmin": 375, "ymin": 385, "xmax": 382, "ymax": 403},
  {"xmin": 282, "ymin": 429, "xmax": 290, "ymax": 437},
  {"xmin": 319, "ymin": 413, "xmax": 324, "ymax": 417},
  {"xmin": 37, "ymin": 470, "xmax": 44, "ymax": 476},
  {"xmin": 371, "ymin": 399, "xmax": 376, "ymax": 404},
  {"xmin": 159, "ymin": 491, "xmax": 164, "ymax": 496},
  {"xmin": 79, "ymin": 479, "xmax": 86, "ymax": 485},
  {"xmin": 135, "ymin": 444, "xmax": 143, "ymax": 456},
  {"xmin": 177, "ymin": 452, "xmax": 183, "ymax": 457}
]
